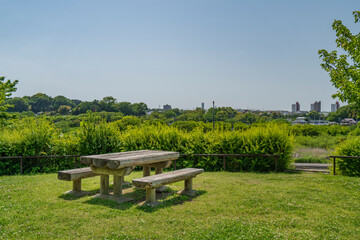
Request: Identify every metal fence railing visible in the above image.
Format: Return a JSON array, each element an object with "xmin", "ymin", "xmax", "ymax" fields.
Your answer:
[
  {"xmin": 329, "ymin": 155, "xmax": 360, "ymax": 175},
  {"xmin": 178, "ymin": 153, "xmax": 280, "ymax": 171},
  {"xmin": 0, "ymin": 155, "xmax": 81, "ymax": 175},
  {"xmin": 0, "ymin": 153, "xmax": 281, "ymax": 175}
]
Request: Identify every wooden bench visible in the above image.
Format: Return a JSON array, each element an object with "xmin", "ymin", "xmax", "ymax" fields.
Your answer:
[
  {"xmin": 58, "ymin": 167, "xmax": 100, "ymax": 197},
  {"xmin": 132, "ymin": 168, "xmax": 204, "ymax": 206}
]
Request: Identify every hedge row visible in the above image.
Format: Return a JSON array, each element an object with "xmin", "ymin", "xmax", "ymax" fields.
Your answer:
[{"xmin": 0, "ymin": 116, "xmax": 294, "ymax": 175}]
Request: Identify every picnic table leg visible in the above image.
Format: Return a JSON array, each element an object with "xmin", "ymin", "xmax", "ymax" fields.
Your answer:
[
  {"xmin": 143, "ymin": 166, "xmax": 151, "ymax": 177},
  {"xmin": 100, "ymin": 175, "xmax": 109, "ymax": 196},
  {"xmin": 113, "ymin": 175, "xmax": 122, "ymax": 197}
]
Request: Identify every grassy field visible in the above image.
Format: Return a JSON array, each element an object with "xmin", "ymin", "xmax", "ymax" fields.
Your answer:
[
  {"xmin": 1, "ymin": 171, "xmax": 360, "ymax": 239},
  {"xmin": 292, "ymin": 148, "xmax": 330, "ymax": 163}
]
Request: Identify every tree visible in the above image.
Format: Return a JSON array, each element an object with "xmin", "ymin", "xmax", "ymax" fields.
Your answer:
[
  {"xmin": 132, "ymin": 102, "xmax": 148, "ymax": 116},
  {"xmin": 5, "ymin": 97, "xmax": 29, "ymax": 112},
  {"xmin": 52, "ymin": 95, "xmax": 75, "ymax": 110},
  {"xmin": 99, "ymin": 96, "xmax": 118, "ymax": 112},
  {"xmin": 318, "ymin": 11, "xmax": 360, "ymax": 113},
  {"xmin": 29, "ymin": 93, "xmax": 52, "ymax": 113},
  {"xmin": 0, "ymin": 76, "xmax": 18, "ymax": 119}
]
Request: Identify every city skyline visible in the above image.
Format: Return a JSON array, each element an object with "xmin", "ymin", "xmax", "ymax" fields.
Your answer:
[{"xmin": 1, "ymin": 1, "xmax": 358, "ymax": 110}]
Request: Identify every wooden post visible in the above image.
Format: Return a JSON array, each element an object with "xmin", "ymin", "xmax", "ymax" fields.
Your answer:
[
  {"xmin": 113, "ymin": 175, "xmax": 122, "ymax": 197},
  {"xmin": 143, "ymin": 166, "xmax": 151, "ymax": 177},
  {"xmin": 146, "ymin": 188, "xmax": 156, "ymax": 203},
  {"xmin": 73, "ymin": 179, "xmax": 81, "ymax": 192},
  {"xmin": 155, "ymin": 167, "xmax": 163, "ymax": 175},
  {"xmin": 184, "ymin": 178, "xmax": 193, "ymax": 191},
  {"xmin": 100, "ymin": 175, "xmax": 109, "ymax": 195},
  {"xmin": 333, "ymin": 157, "xmax": 336, "ymax": 175},
  {"xmin": 173, "ymin": 159, "xmax": 177, "ymax": 170},
  {"xmin": 275, "ymin": 156, "xmax": 278, "ymax": 172}
]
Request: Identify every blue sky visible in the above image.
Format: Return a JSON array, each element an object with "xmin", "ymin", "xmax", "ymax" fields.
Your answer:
[{"xmin": 1, "ymin": 1, "xmax": 359, "ymax": 111}]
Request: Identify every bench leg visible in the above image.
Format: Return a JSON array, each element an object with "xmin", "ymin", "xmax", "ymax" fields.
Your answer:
[
  {"xmin": 178, "ymin": 178, "xmax": 196, "ymax": 196},
  {"xmin": 140, "ymin": 188, "xmax": 160, "ymax": 207},
  {"xmin": 73, "ymin": 179, "xmax": 81, "ymax": 192},
  {"xmin": 155, "ymin": 167, "xmax": 170, "ymax": 193},
  {"xmin": 146, "ymin": 188, "xmax": 156, "ymax": 202},
  {"xmin": 64, "ymin": 179, "xmax": 92, "ymax": 197}
]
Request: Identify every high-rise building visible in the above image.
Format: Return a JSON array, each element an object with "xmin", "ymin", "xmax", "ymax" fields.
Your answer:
[
  {"xmin": 331, "ymin": 101, "xmax": 340, "ymax": 112},
  {"xmin": 291, "ymin": 101, "xmax": 300, "ymax": 112},
  {"xmin": 163, "ymin": 104, "xmax": 172, "ymax": 110},
  {"xmin": 201, "ymin": 102, "xmax": 205, "ymax": 110},
  {"xmin": 311, "ymin": 101, "xmax": 321, "ymax": 112}
]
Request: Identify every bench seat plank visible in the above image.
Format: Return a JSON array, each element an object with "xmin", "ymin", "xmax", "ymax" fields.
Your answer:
[
  {"xmin": 58, "ymin": 167, "xmax": 99, "ymax": 181},
  {"xmin": 132, "ymin": 168, "xmax": 204, "ymax": 189}
]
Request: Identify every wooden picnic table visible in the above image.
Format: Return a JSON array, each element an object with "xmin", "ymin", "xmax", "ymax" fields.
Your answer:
[{"xmin": 80, "ymin": 150, "xmax": 179, "ymax": 203}]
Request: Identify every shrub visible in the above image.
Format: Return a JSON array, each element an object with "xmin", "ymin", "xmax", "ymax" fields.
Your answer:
[
  {"xmin": 78, "ymin": 114, "xmax": 120, "ymax": 155},
  {"xmin": 334, "ymin": 137, "xmax": 360, "ymax": 176}
]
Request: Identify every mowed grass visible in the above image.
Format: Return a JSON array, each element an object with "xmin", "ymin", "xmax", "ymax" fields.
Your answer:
[{"xmin": 1, "ymin": 171, "xmax": 360, "ymax": 239}]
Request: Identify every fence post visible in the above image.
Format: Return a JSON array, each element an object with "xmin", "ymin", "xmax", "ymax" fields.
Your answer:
[
  {"xmin": 274, "ymin": 156, "xmax": 278, "ymax": 172},
  {"xmin": 173, "ymin": 159, "xmax": 177, "ymax": 170},
  {"xmin": 223, "ymin": 155, "xmax": 226, "ymax": 171},
  {"xmin": 20, "ymin": 157, "xmax": 23, "ymax": 175},
  {"xmin": 333, "ymin": 157, "xmax": 336, "ymax": 175},
  {"xmin": 75, "ymin": 156, "xmax": 78, "ymax": 168}
]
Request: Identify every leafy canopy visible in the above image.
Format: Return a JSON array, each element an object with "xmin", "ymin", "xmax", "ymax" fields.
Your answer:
[
  {"xmin": 318, "ymin": 11, "xmax": 360, "ymax": 112},
  {"xmin": 0, "ymin": 76, "xmax": 18, "ymax": 119}
]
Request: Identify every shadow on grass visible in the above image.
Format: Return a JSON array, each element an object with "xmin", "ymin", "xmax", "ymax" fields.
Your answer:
[
  {"xmin": 78, "ymin": 187, "xmax": 206, "ymax": 211},
  {"xmin": 83, "ymin": 196, "xmax": 133, "ymax": 210},
  {"xmin": 136, "ymin": 189, "xmax": 207, "ymax": 213},
  {"xmin": 58, "ymin": 188, "xmax": 99, "ymax": 201},
  {"xmin": 58, "ymin": 182, "xmax": 133, "ymax": 201}
]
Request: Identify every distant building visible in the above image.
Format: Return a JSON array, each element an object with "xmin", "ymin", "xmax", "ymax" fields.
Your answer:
[
  {"xmin": 163, "ymin": 104, "xmax": 172, "ymax": 110},
  {"xmin": 331, "ymin": 101, "xmax": 340, "ymax": 112},
  {"xmin": 292, "ymin": 117, "xmax": 307, "ymax": 125},
  {"xmin": 341, "ymin": 118, "xmax": 357, "ymax": 126},
  {"xmin": 291, "ymin": 102, "xmax": 300, "ymax": 112},
  {"xmin": 201, "ymin": 102, "xmax": 205, "ymax": 110},
  {"xmin": 310, "ymin": 101, "xmax": 321, "ymax": 112}
]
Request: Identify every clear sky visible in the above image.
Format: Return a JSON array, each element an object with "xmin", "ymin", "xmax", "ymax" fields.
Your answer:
[{"xmin": 1, "ymin": 1, "xmax": 359, "ymax": 111}]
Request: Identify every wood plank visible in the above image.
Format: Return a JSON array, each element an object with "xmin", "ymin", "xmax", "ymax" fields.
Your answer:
[
  {"xmin": 107, "ymin": 152, "xmax": 179, "ymax": 169},
  {"xmin": 58, "ymin": 167, "xmax": 99, "ymax": 181},
  {"xmin": 81, "ymin": 150, "xmax": 179, "ymax": 168},
  {"xmin": 132, "ymin": 168, "xmax": 204, "ymax": 189}
]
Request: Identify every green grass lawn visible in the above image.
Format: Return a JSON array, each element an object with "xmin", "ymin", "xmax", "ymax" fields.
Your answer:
[{"xmin": 1, "ymin": 171, "xmax": 360, "ymax": 239}]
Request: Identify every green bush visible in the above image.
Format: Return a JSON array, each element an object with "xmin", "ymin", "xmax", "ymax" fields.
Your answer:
[
  {"xmin": 78, "ymin": 114, "xmax": 120, "ymax": 155},
  {"xmin": 290, "ymin": 125, "xmax": 323, "ymax": 136},
  {"xmin": 334, "ymin": 137, "xmax": 360, "ymax": 176},
  {"xmin": 0, "ymin": 117, "xmax": 294, "ymax": 175}
]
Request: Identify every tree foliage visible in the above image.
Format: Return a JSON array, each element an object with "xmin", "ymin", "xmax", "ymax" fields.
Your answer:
[
  {"xmin": 318, "ymin": 11, "xmax": 360, "ymax": 112},
  {"xmin": 0, "ymin": 76, "xmax": 18, "ymax": 120}
]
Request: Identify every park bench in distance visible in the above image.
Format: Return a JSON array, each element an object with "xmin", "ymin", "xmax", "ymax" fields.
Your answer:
[
  {"xmin": 58, "ymin": 167, "xmax": 99, "ymax": 196},
  {"xmin": 132, "ymin": 168, "xmax": 204, "ymax": 206}
]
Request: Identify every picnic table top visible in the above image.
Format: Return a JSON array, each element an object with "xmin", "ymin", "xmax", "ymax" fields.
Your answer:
[{"xmin": 80, "ymin": 150, "xmax": 180, "ymax": 169}]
